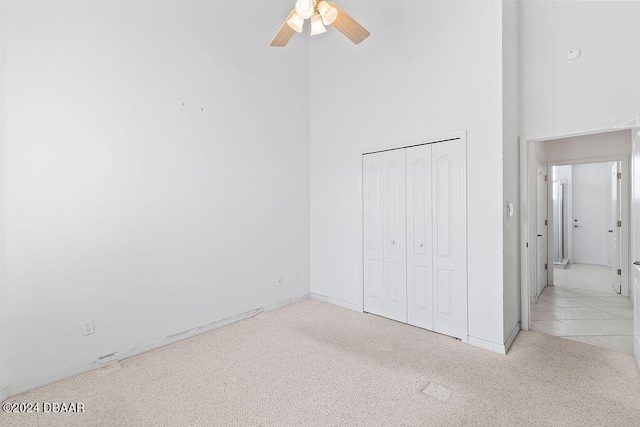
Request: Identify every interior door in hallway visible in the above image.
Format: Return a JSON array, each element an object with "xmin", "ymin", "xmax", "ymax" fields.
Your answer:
[
  {"xmin": 536, "ymin": 160, "xmax": 548, "ymax": 296},
  {"xmin": 572, "ymin": 163, "xmax": 609, "ymax": 265},
  {"xmin": 363, "ymin": 150, "xmax": 407, "ymax": 323},
  {"xmin": 406, "ymin": 145, "xmax": 434, "ymax": 330},
  {"xmin": 610, "ymin": 161, "xmax": 622, "ymax": 294}
]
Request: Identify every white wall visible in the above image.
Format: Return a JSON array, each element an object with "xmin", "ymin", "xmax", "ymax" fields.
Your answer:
[
  {"xmin": 521, "ymin": 0, "xmax": 640, "ymax": 136},
  {"xmin": 503, "ymin": 0, "xmax": 520, "ymax": 344},
  {"xmin": 571, "ymin": 162, "xmax": 610, "ymax": 265},
  {"xmin": 0, "ymin": 0, "xmax": 8, "ymax": 399},
  {"xmin": 310, "ymin": 1, "xmax": 506, "ymax": 347},
  {"xmin": 540, "ymin": 130, "xmax": 632, "ymax": 163},
  {"xmin": 2, "ymin": 0, "xmax": 310, "ymax": 391}
]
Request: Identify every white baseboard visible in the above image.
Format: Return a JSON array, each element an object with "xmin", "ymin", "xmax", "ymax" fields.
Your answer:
[
  {"xmin": 635, "ymin": 334, "xmax": 639, "ymax": 369},
  {"xmin": 311, "ymin": 293, "xmax": 522, "ymax": 355},
  {"xmin": 467, "ymin": 336, "xmax": 506, "ymax": 354},
  {"xmin": 468, "ymin": 322, "xmax": 521, "ymax": 355},
  {"xmin": 504, "ymin": 322, "xmax": 521, "ymax": 354},
  {"xmin": 310, "ymin": 293, "xmax": 362, "ymax": 312},
  {"xmin": 1, "ymin": 293, "xmax": 310, "ymax": 402}
]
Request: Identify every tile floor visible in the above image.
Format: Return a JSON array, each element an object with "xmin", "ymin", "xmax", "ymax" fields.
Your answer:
[{"xmin": 530, "ymin": 263, "xmax": 634, "ymax": 354}]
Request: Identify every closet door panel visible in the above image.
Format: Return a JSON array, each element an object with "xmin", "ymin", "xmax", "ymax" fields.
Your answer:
[
  {"xmin": 381, "ymin": 149, "xmax": 407, "ymax": 322},
  {"xmin": 363, "ymin": 150, "xmax": 407, "ymax": 322},
  {"xmin": 432, "ymin": 139, "xmax": 467, "ymax": 339},
  {"xmin": 364, "ymin": 153, "xmax": 385, "ymax": 310},
  {"xmin": 406, "ymin": 145, "xmax": 434, "ymax": 330}
]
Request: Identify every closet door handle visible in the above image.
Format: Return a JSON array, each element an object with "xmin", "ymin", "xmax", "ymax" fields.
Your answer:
[
  {"xmin": 390, "ymin": 240, "xmax": 395, "ymax": 245},
  {"xmin": 634, "ymin": 261, "xmax": 640, "ymax": 266},
  {"xmin": 609, "ymin": 230, "xmax": 614, "ymax": 233},
  {"xmin": 418, "ymin": 243, "xmax": 424, "ymax": 248}
]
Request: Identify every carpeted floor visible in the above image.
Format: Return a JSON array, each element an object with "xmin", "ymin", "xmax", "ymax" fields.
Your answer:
[{"xmin": 2, "ymin": 299, "xmax": 640, "ymax": 426}]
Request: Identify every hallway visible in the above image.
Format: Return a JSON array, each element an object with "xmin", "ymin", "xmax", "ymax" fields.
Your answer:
[{"xmin": 531, "ymin": 264, "xmax": 634, "ymax": 353}]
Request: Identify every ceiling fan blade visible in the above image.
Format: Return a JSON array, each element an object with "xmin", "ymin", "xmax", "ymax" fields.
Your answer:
[
  {"xmin": 329, "ymin": 3, "xmax": 370, "ymax": 45},
  {"xmin": 270, "ymin": 10, "xmax": 297, "ymax": 47}
]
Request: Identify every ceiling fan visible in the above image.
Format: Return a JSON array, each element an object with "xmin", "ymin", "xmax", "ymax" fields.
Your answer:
[{"xmin": 270, "ymin": 0, "xmax": 370, "ymax": 47}]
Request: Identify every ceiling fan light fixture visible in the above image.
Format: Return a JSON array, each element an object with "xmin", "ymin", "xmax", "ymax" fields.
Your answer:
[
  {"xmin": 287, "ymin": 12, "xmax": 305, "ymax": 33},
  {"xmin": 317, "ymin": 1, "xmax": 338, "ymax": 25},
  {"xmin": 310, "ymin": 13, "xmax": 327, "ymax": 36},
  {"xmin": 270, "ymin": 1, "xmax": 370, "ymax": 47},
  {"xmin": 295, "ymin": 0, "xmax": 315, "ymax": 20}
]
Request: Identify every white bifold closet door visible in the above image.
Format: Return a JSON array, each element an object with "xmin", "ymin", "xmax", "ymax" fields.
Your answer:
[
  {"xmin": 363, "ymin": 149, "xmax": 407, "ymax": 323},
  {"xmin": 428, "ymin": 140, "xmax": 466, "ymax": 339},
  {"xmin": 406, "ymin": 144, "xmax": 434, "ymax": 330},
  {"xmin": 364, "ymin": 139, "xmax": 466, "ymax": 340}
]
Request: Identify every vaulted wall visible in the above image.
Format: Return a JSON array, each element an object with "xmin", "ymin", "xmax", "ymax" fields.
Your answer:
[{"xmin": 0, "ymin": 0, "xmax": 311, "ymax": 395}]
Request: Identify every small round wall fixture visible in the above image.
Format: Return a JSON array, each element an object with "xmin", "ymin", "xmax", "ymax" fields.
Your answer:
[{"xmin": 566, "ymin": 48, "xmax": 582, "ymax": 62}]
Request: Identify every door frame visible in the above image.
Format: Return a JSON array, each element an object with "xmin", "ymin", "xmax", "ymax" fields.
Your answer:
[
  {"xmin": 631, "ymin": 128, "xmax": 640, "ymax": 367},
  {"xmin": 545, "ymin": 157, "xmax": 630, "ymax": 298},
  {"xmin": 534, "ymin": 159, "xmax": 548, "ymax": 301},
  {"xmin": 520, "ymin": 124, "xmax": 634, "ymax": 330}
]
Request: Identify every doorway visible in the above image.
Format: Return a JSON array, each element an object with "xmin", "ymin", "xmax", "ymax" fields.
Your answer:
[
  {"xmin": 520, "ymin": 126, "xmax": 638, "ymax": 358},
  {"xmin": 531, "ymin": 161, "xmax": 633, "ymax": 353}
]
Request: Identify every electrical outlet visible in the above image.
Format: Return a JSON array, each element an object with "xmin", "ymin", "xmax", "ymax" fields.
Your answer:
[
  {"xmin": 83, "ymin": 321, "xmax": 94, "ymax": 336},
  {"xmin": 293, "ymin": 272, "xmax": 300, "ymax": 282},
  {"xmin": 276, "ymin": 276, "xmax": 283, "ymax": 287}
]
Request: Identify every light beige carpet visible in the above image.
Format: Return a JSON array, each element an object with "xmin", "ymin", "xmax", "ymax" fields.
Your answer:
[{"xmin": 2, "ymin": 299, "xmax": 640, "ymax": 426}]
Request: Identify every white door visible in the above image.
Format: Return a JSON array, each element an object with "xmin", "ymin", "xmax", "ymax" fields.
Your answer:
[
  {"xmin": 432, "ymin": 140, "xmax": 467, "ymax": 340},
  {"xmin": 572, "ymin": 163, "xmax": 610, "ymax": 265},
  {"xmin": 631, "ymin": 127, "xmax": 640, "ymax": 368},
  {"xmin": 363, "ymin": 150, "xmax": 407, "ymax": 323},
  {"xmin": 406, "ymin": 145, "xmax": 434, "ymax": 330},
  {"xmin": 610, "ymin": 162, "xmax": 622, "ymax": 294},
  {"xmin": 536, "ymin": 160, "xmax": 548, "ymax": 296}
]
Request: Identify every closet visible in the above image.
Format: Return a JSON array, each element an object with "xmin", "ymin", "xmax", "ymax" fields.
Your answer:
[{"xmin": 363, "ymin": 138, "xmax": 467, "ymax": 340}]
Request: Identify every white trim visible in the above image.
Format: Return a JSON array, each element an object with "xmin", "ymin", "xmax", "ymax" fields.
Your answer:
[
  {"xmin": 615, "ymin": 116, "xmax": 639, "ymax": 130},
  {"xmin": 461, "ymin": 133, "xmax": 469, "ymax": 344},
  {"xmin": 359, "ymin": 147, "xmax": 365, "ymax": 315},
  {"xmin": 467, "ymin": 336, "xmax": 508, "ymax": 355},
  {"xmin": 520, "ymin": 136, "xmax": 531, "ymax": 331},
  {"xmin": 522, "ymin": 124, "xmax": 625, "ymax": 144},
  {"xmin": 467, "ymin": 322, "xmax": 520, "ymax": 355},
  {"xmin": 310, "ymin": 293, "xmax": 363, "ymax": 312},
  {"xmin": 361, "ymin": 130, "xmax": 467, "ymax": 157},
  {"xmin": 635, "ymin": 334, "xmax": 640, "ymax": 369},
  {"xmin": 632, "ymin": 128, "xmax": 640, "ymax": 366},
  {"xmin": 1, "ymin": 293, "xmax": 310, "ymax": 401},
  {"xmin": 537, "ymin": 159, "xmax": 549, "ymax": 297},
  {"xmin": 504, "ymin": 322, "xmax": 521, "ymax": 354}
]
